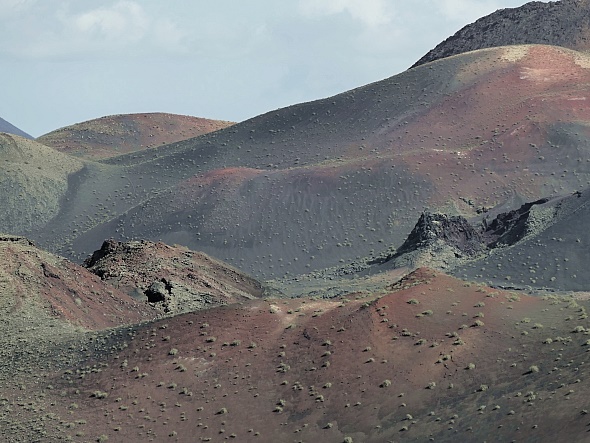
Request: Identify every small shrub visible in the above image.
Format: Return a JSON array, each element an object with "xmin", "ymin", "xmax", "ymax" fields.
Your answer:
[{"xmin": 407, "ymin": 299, "xmax": 419, "ymax": 305}]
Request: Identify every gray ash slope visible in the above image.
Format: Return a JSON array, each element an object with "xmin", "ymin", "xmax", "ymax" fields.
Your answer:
[
  {"xmin": 454, "ymin": 189, "xmax": 590, "ymax": 292},
  {"xmin": 413, "ymin": 0, "xmax": 590, "ymax": 68}
]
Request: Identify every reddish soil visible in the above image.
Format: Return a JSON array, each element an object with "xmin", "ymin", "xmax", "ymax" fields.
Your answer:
[
  {"xmin": 7, "ymin": 268, "xmax": 588, "ymax": 442},
  {"xmin": 390, "ymin": 45, "xmax": 590, "ymax": 209},
  {"xmin": 37, "ymin": 113, "xmax": 234, "ymax": 160},
  {"xmin": 0, "ymin": 235, "xmax": 154, "ymax": 330}
]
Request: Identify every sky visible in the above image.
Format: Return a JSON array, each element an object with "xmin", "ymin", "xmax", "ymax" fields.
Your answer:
[{"xmin": 0, "ymin": 0, "xmax": 548, "ymax": 137}]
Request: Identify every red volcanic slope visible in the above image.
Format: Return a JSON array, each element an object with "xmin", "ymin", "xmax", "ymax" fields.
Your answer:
[
  {"xmin": 397, "ymin": 45, "xmax": 590, "ymax": 208},
  {"xmin": 37, "ymin": 112, "xmax": 234, "ymax": 160},
  {"xmin": 11, "ymin": 268, "xmax": 587, "ymax": 442},
  {"xmin": 0, "ymin": 235, "xmax": 154, "ymax": 330}
]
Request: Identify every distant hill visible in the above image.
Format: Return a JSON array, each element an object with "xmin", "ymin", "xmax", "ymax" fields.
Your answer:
[
  {"xmin": 413, "ymin": 0, "xmax": 590, "ymax": 68},
  {"xmin": 37, "ymin": 112, "xmax": 234, "ymax": 160},
  {"xmin": 0, "ymin": 116, "xmax": 32, "ymax": 139}
]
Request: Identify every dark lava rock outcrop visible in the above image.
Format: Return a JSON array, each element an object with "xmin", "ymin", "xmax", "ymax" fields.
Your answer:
[
  {"xmin": 369, "ymin": 212, "xmax": 486, "ymax": 269},
  {"xmin": 370, "ymin": 197, "xmax": 557, "ymax": 271},
  {"xmin": 85, "ymin": 239, "xmax": 264, "ymax": 314},
  {"xmin": 413, "ymin": 0, "xmax": 590, "ymax": 68}
]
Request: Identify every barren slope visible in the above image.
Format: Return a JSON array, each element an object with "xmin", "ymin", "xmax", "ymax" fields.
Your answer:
[
  {"xmin": 414, "ymin": 0, "xmax": 590, "ymax": 68},
  {"xmin": 22, "ymin": 44, "xmax": 590, "ymax": 280},
  {"xmin": 37, "ymin": 113, "xmax": 234, "ymax": 160},
  {"xmin": 0, "ymin": 235, "xmax": 154, "ymax": 374},
  {"xmin": 4, "ymin": 269, "xmax": 590, "ymax": 442}
]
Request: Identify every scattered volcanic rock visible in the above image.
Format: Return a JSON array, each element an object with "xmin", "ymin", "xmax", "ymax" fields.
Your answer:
[
  {"xmin": 5, "ymin": 268, "xmax": 589, "ymax": 442},
  {"xmin": 0, "ymin": 118, "xmax": 32, "ymax": 139},
  {"xmin": 37, "ymin": 112, "xmax": 234, "ymax": 160},
  {"xmin": 84, "ymin": 239, "xmax": 264, "ymax": 314},
  {"xmin": 413, "ymin": 0, "xmax": 590, "ymax": 68}
]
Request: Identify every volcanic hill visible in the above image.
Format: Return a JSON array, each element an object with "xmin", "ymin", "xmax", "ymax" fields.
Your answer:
[
  {"xmin": 4, "ymin": 2, "xmax": 590, "ymax": 442},
  {"xmin": 37, "ymin": 113, "xmax": 234, "ymax": 160},
  {"xmin": 414, "ymin": 0, "xmax": 590, "ymax": 68},
  {"xmin": 11, "ymin": 43, "xmax": 590, "ymax": 282}
]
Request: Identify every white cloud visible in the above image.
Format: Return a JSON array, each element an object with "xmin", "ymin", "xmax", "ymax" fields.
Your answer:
[
  {"xmin": 0, "ymin": 0, "xmax": 36, "ymax": 20},
  {"xmin": 69, "ymin": 1, "xmax": 149, "ymax": 42},
  {"xmin": 0, "ymin": 0, "xmax": 188, "ymax": 59},
  {"xmin": 299, "ymin": 0, "xmax": 393, "ymax": 27}
]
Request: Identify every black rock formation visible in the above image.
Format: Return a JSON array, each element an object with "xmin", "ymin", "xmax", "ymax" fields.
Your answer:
[{"xmin": 369, "ymin": 212, "xmax": 486, "ymax": 265}]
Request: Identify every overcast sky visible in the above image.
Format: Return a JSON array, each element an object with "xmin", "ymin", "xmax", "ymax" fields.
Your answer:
[{"xmin": 0, "ymin": 0, "xmax": 547, "ymax": 136}]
